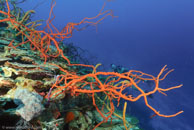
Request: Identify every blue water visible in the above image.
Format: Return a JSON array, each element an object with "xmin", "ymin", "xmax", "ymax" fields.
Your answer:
[{"xmin": 19, "ymin": 0, "xmax": 194, "ymax": 129}]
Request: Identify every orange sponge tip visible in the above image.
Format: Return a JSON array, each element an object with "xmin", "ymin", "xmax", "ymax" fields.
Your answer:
[{"xmin": 65, "ymin": 111, "xmax": 75, "ymax": 123}]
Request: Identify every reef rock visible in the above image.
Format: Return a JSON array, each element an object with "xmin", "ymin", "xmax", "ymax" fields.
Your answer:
[{"xmin": 14, "ymin": 88, "xmax": 45, "ymax": 121}]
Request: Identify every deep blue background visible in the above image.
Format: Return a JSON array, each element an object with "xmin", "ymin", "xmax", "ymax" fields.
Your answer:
[{"xmin": 19, "ymin": 0, "xmax": 194, "ymax": 129}]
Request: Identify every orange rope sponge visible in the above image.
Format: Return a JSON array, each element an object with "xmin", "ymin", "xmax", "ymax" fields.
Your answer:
[
  {"xmin": 48, "ymin": 64, "xmax": 183, "ymax": 129},
  {"xmin": 1, "ymin": 0, "xmax": 114, "ymax": 63}
]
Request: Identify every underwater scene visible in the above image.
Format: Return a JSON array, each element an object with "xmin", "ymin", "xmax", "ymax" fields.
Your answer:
[{"xmin": 0, "ymin": 0, "xmax": 193, "ymax": 130}]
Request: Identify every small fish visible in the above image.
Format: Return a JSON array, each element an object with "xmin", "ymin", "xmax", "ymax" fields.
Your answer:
[{"xmin": 111, "ymin": 64, "xmax": 128, "ymax": 73}]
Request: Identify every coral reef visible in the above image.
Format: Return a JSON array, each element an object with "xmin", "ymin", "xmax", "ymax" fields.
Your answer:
[{"xmin": 0, "ymin": 0, "xmax": 183, "ymax": 130}]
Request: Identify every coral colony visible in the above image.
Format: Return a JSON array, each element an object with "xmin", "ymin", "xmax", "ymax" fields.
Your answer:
[{"xmin": 0, "ymin": 0, "xmax": 183, "ymax": 129}]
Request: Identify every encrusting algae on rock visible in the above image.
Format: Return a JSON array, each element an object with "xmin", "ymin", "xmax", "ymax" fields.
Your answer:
[{"xmin": 0, "ymin": 0, "xmax": 183, "ymax": 130}]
